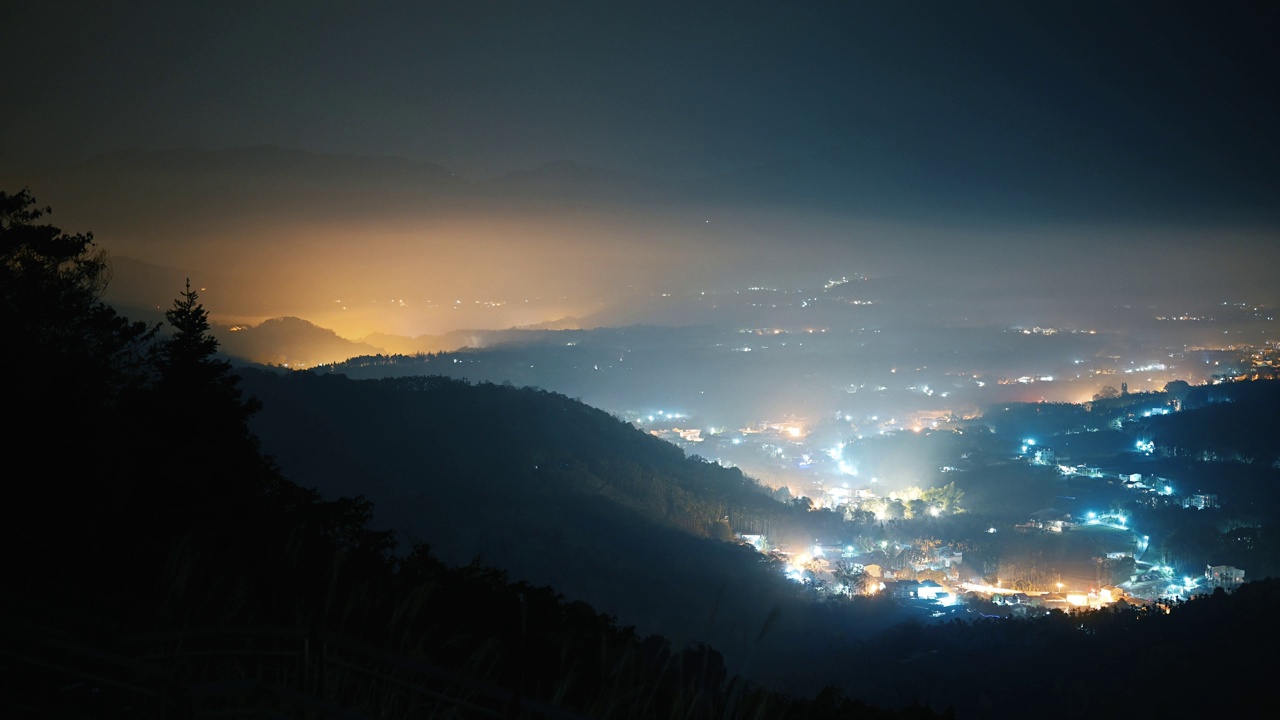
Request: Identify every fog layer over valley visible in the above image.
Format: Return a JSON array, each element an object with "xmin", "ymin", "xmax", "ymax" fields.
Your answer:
[{"xmin": 5, "ymin": 146, "xmax": 1277, "ymax": 344}]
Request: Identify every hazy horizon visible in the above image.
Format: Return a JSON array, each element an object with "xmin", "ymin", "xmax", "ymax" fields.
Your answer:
[{"xmin": 2, "ymin": 2, "xmax": 1277, "ymax": 341}]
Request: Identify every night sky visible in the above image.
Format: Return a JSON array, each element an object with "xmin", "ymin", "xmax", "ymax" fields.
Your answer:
[{"xmin": 2, "ymin": 1, "xmax": 1278, "ymax": 335}]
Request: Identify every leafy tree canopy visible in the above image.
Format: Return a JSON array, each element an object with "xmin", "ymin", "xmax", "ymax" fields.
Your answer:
[{"xmin": 2, "ymin": 189, "xmax": 157, "ymax": 483}]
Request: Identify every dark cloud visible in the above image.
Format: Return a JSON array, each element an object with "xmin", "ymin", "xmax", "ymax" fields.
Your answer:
[{"xmin": 4, "ymin": 2, "xmax": 1276, "ymax": 190}]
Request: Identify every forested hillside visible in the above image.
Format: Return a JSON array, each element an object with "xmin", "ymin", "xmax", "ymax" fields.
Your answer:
[
  {"xmin": 1145, "ymin": 379, "xmax": 1280, "ymax": 465},
  {"xmin": 239, "ymin": 369, "xmax": 917, "ymax": 689}
]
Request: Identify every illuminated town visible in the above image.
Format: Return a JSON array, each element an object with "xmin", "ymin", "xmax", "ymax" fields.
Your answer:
[{"xmin": 300, "ymin": 275, "xmax": 1276, "ymax": 626}]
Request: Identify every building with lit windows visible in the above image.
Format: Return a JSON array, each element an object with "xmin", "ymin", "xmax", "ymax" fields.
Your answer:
[{"xmin": 1205, "ymin": 565, "xmax": 1244, "ymax": 589}]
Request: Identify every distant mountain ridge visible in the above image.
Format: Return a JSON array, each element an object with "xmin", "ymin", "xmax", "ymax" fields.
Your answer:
[
  {"xmin": 7, "ymin": 142, "xmax": 1272, "ymax": 232},
  {"xmin": 65, "ymin": 144, "xmax": 464, "ymax": 189},
  {"xmin": 217, "ymin": 316, "xmax": 384, "ymax": 368},
  {"xmin": 209, "ymin": 315, "xmax": 600, "ymax": 367}
]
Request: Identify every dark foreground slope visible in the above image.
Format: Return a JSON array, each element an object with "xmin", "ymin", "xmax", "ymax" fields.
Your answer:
[
  {"xmin": 239, "ymin": 370, "xmax": 920, "ymax": 692},
  {"xmin": 837, "ymin": 580, "xmax": 1279, "ymax": 719}
]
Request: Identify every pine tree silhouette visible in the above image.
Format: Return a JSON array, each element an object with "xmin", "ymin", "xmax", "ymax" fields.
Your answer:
[{"xmin": 158, "ymin": 278, "xmax": 261, "ymax": 422}]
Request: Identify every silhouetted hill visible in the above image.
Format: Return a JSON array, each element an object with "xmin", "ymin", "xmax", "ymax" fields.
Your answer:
[
  {"xmin": 352, "ymin": 327, "xmax": 578, "ymax": 357},
  {"xmin": 64, "ymin": 145, "xmax": 464, "ymax": 204},
  {"xmin": 1144, "ymin": 378, "xmax": 1280, "ymax": 465},
  {"xmin": 513, "ymin": 314, "xmax": 589, "ymax": 331},
  {"xmin": 840, "ymin": 579, "xmax": 1278, "ymax": 718},
  {"xmin": 215, "ymin": 316, "xmax": 384, "ymax": 367},
  {"xmin": 238, "ymin": 370, "xmax": 919, "ymax": 693}
]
